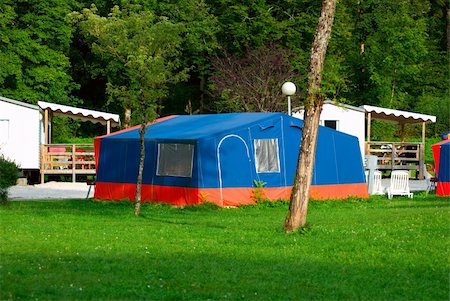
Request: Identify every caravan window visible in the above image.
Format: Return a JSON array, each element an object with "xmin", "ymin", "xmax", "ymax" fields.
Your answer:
[
  {"xmin": 254, "ymin": 139, "xmax": 280, "ymax": 173},
  {"xmin": 157, "ymin": 143, "xmax": 194, "ymax": 177},
  {"xmin": 324, "ymin": 120, "xmax": 338, "ymax": 130}
]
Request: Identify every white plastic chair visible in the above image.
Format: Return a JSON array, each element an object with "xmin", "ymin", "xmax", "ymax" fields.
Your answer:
[
  {"xmin": 365, "ymin": 170, "xmax": 384, "ymax": 195},
  {"xmin": 373, "ymin": 170, "xmax": 384, "ymax": 195},
  {"xmin": 387, "ymin": 170, "xmax": 413, "ymax": 199}
]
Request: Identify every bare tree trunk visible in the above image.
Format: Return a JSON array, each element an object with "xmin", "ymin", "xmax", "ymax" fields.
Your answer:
[
  {"xmin": 447, "ymin": 7, "xmax": 450, "ymax": 53},
  {"xmin": 135, "ymin": 121, "xmax": 145, "ymax": 216},
  {"xmin": 199, "ymin": 75, "xmax": 205, "ymax": 113},
  {"xmin": 135, "ymin": 89, "xmax": 147, "ymax": 216},
  {"xmin": 284, "ymin": 0, "xmax": 337, "ymax": 232},
  {"xmin": 124, "ymin": 107, "xmax": 132, "ymax": 129}
]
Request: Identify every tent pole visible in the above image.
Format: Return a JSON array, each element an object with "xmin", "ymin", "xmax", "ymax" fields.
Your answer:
[{"xmin": 107, "ymin": 120, "xmax": 111, "ymax": 135}]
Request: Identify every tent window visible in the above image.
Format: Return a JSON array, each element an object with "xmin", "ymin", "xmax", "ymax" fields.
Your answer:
[
  {"xmin": 254, "ymin": 139, "xmax": 280, "ymax": 173},
  {"xmin": 157, "ymin": 143, "xmax": 194, "ymax": 177}
]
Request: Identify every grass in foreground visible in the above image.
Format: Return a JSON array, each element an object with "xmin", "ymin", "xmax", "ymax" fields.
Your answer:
[{"xmin": 0, "ymin": 195, "xmax": 449, "ymax": 300}]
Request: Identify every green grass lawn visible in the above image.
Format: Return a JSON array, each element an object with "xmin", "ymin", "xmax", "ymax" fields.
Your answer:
[{"xmin": 1, "ymin": 195, "xmax": 449, "ymax": 300}]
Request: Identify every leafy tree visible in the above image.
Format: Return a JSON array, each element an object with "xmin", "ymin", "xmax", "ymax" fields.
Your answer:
[
  {"xmin": 157, "ymin": 0, "xmax": 220, "ymax": 113},
  {"xmin": 69, "ymin": 0, "xmax": 220, "ymax": 117},
  {"xmin": 415, "ymin": 0, "xmax": 450, "ymax": 136},
  {"xmin": 70, "ymin": 5, "xmax": 187, "ymax": 215},
  {"xmin": 205, "ymin": 0, "xmax": 321, "ymax": 90},
  {"xmin": 0, "ymin": 155, "xmax": 19, "ymax": 204},
  {"xmin": 343, "ymin": 0, "xmax": 430, "ymax": 109},
  {"xmin": 0, "ymin": 0, "xmax": 77, "ymax": 104},
  {"xmin": 210, "ymin": 44, "xmax": 295, "ymax": 112}
]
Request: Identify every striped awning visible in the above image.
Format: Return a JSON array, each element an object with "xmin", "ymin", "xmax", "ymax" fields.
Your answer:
[
  {"xmin": 361, "ymin": 105, "xmax": 436, "ymax": 124},
  {"xmin": 38, "ymin": 101, "xmax": 120, "ymax": 127}
]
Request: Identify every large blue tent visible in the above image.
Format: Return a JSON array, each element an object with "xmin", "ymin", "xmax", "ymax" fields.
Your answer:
[{"xmin": 94, "ymin": 113, "xmax": 368, "ymax": 206}]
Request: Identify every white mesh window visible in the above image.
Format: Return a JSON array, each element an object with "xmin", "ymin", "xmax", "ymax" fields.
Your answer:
[
  {"xmin": 254, "ymin": 139, "xmax": 280, "ymax": 173},
  {"xmin": 157, "ymin": 143, "xmax": 194, "ymax": 177}
]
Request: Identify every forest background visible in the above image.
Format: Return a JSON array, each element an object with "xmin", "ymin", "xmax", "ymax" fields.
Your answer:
[{"xmin": 0, "ymin": 0, "xmax": 448, "ymax": 142}]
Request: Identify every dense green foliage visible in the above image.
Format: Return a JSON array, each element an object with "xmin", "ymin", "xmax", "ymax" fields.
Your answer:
[
  {"xmin": 0, "ymin": 0, "xmax": 79, "ymax": 104},
  {"xmin": 0, "ymin": 197, "xmax": 448, "ymax": 300},
  {"xmin": 70, "ymin": 4, "xmax": 187, "ymax": 126},
  {"xmin": 0, "ymin": 155, "xmax": 19, "ymax": 203},
  {"xmin": 0, "ymin": 0, "xmax": 448, "ymax": 137}
]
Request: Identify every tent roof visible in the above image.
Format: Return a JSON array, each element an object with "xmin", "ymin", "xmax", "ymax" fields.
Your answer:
[
  {"xmin": 361, "ymin": 105, "xmax": 436, "ymax": 124},
  {"xmin": 105, "ymin": 113, "xmax": 302, "ymax": 140},
  {"xmin": 38, "ymin": 101, "xmax": 120, "ymax": 127},
  {"xmin": 432, "ymin": 139, "xmax": 450, "ymax": 149}
]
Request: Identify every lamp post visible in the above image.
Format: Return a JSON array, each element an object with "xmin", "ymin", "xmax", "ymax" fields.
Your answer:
[{"xmin": 282, "ymin": 82, "xmax": 296, "ymax": 116}]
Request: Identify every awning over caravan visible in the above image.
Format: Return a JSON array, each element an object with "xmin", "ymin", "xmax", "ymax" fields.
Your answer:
[
  {"xmin": 38, "ymin": 101, "xmax": 120, "ymax": 142},
  {"xmin": 361, "ymin": 105, "xmax": 436, "ymax": 152},
  {"xmin": 38, "ymin": 101, "xmax": 120, "ymax": 127},
  {"xmin": 361, "ymin": 105, "xmax": 436, "ymax": 124}
]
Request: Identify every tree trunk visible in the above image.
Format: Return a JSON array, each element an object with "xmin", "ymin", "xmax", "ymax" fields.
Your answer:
[
  {"xmin": 447, "ymin": 7, "xmax": 450, "ymax": 53},
  {"xmin": 199, "ymin": 75, "xmax": 205, "ymax": 113},
  {"xmin": 124, "ymin": 107, "xmax": 132, "ymax": 129},
  {"xmin": 284, "ymin": 0, "xmax": 337, "ymax": 232},
  {"xmin": 135, "ymin": 89, "xmax": 147, "ymax": 216},
  {"xmin": 135, "ymin": 122, "xmax": 145, "ymax": 216}
]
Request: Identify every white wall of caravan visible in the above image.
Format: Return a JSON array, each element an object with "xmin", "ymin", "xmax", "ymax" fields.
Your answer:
[
  {"xmin": 293, "ymin": 102, "xmax": 366, "ymax": 160},
  {"xmin": 0, "ymin": 100, "xmax": 41, "ymax": 169}
]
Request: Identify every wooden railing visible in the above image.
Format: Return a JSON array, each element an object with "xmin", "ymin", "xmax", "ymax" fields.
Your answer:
[
  {"xmin": 365, "ymin": 141, "xmax": 424, "ymax": 179},
  {"xmin": 40, "ymin": 144, "xmax": 96, "ymax": 183}
]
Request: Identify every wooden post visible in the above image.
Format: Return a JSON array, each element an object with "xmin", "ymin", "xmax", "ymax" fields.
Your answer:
[
  {"xmin": 107, "ymin": 120, "xmax": 111, "ymax": 135},
  {"xmin": 41, "ymin": 109, "xmax": 49, "ymax": 184},
  {"xmin": 422, "ymin": 122, "xmax": 426, "ymax": 147},
  {"xmin": 72, "ymin": 144, "xmax": 76, "ymax": 183},
  {"xmin": 366, "ymin": 112, "xmax": 371, "ymax": 155},
  {"xmin": 50, "ymin": 111, "xmax": 53, "ymax": 143},
  {"xmin": 44, "ymin": 109, "xmax": 49, "ymax": 144},
  {"xmin": 40, "ymin": 145, "xmax": 45, "ymax": 184},
  {"xmin": 391, "ymin": 142, "xmax": 395, "ymax": 172},
  {"xmin": 419, "ymin": 122, "xmax": 426, "ymax": 179}
]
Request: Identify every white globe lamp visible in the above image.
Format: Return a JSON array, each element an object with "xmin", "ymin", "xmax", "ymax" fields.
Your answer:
[{"xmin": 282, "ymin": 82, "xmax": 296, "ymax": 116}]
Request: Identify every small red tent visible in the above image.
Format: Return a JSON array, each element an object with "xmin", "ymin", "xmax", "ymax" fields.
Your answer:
[{"xmin": 432, "ymin": 139, "xmax": 450, "ymax": 196}]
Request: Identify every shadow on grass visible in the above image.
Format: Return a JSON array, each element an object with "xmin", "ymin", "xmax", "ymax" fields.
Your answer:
[
  {"xmin": 380, "ymin": 197, "xmax": 450, "ymax": 210},
  {"xmin": 1, "ymin": 251, "xmax": 447, "ymax": 301}
]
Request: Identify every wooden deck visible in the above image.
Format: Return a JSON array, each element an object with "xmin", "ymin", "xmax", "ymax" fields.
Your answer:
[
  {"xmin": 40, "ymin": 144, "xmax": 95, "ymax": 183},
  {"xmin": 366, "ymin": 141, "xmax": 424, "ymax": 179}
]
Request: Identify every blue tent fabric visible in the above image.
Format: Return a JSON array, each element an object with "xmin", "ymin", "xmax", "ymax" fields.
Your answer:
[
  {"xmin": 439, "ymin": 141, "xmax": 450, "ymax": 181},
  {"xmin": 95, "ymin": 113, "xmax": 368, "ymax": 205}
]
